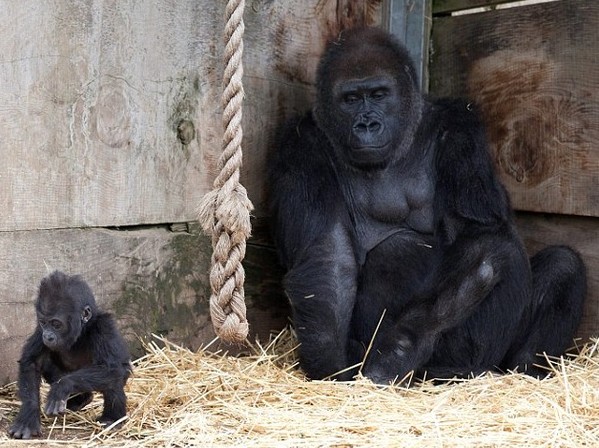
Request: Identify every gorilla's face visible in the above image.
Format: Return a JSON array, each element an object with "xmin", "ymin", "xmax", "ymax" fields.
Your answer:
[
  {"xmin": 35, "ymin": 272, "xmax": 94, "ymax": 352},
  {"xmin": 314, "ymin": 28, "xmax": 422, "ymax": 171},
  {"xmin": 332, "ymin": 75, "xmax": 402, "ymax": 168}
]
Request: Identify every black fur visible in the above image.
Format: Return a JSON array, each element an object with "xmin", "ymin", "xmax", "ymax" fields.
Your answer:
[
  {"xmin": 8, "ymin": 271, "xmax": 131, "ymax": 439},
  {"xmin": 269, "ymin": 27, "xmax": 586, "ymax": 384}
]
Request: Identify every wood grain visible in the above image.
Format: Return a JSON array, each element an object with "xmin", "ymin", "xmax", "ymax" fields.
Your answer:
[
  {"xmin": 0, "ymin": 1, "xmax": 383, "ymax": 231},
  {"xmin": 433, "ymin": 0, "xmax": 520, "ymax": 14},
  {"xmin": 430, "ymin": 0, "xmax": 599, "ymax": 217},
  {"xmin": 0, "ymin": 1, "xmax": 222, "ymax": 230}
]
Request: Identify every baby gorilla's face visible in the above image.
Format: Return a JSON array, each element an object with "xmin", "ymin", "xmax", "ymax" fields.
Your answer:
[{"xmin": 37, "ymin": 313, "xmax": 69, "ymax": 350}]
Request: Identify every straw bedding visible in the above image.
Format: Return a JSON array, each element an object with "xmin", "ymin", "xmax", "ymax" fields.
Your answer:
[{"xmin": 0, "ymin": 329, "xmax": 597, "ymax": 447}]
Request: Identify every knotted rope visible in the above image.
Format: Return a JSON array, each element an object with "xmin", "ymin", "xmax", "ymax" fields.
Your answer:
[{"xmin": 198, "ymin": 0, "xmax": 252, "ymax": 343}]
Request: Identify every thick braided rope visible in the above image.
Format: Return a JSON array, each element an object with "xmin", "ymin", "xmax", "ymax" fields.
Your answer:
[{"xmin": 198, "ymin": 0, "xmax": 252, "ymax": 343}]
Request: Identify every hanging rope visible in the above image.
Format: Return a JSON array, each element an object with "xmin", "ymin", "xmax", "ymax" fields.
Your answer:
[{"xmin": 198, "ymin": 0, "xmax": 252, "ymax": 343}]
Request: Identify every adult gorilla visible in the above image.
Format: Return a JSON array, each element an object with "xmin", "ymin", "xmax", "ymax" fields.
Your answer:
[{"xmin": 269, "ymin": 27, "xmax": 586, "ymax": 384}]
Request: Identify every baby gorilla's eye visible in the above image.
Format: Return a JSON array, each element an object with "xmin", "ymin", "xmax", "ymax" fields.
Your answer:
[{"xmin": 51, "ymin": 320, "xmax": 63, "ymax": 330}]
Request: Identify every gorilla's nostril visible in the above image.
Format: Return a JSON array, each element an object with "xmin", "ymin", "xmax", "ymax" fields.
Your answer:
[
  {"xmin": 368, "ymin": 122, "xmax": 381, "ymax": 132},
  {"xmin": 353, "ymin": 122, "xmax": 368, "ymax": 133}
]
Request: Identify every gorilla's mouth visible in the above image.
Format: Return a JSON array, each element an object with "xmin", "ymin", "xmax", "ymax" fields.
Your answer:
[
  {"xmin": 347, "ymin": 143, "xmax": 393, "ymax": 168},
  {"xmin": 349, "ymin": 128, "xmax": 391, "ymax": 153},
  {"xmin": 349, "ymin": 142, "xmax": 391, "ymax": 154},
  {"xmin": 351, "ymin": 144, "xmax": 387, "ymax": 150}
]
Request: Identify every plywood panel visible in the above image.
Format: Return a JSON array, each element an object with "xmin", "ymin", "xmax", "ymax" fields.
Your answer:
[
  {"xmin": 0, "ymin": 0, "xmax": 223, "ymax": 230},
  {"xmin": 430, "ymin": 0, "xmax": 599, "ymax": 217}
]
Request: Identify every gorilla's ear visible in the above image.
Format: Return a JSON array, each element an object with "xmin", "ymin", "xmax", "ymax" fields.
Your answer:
[{"xmin": 81, "ymin": 305, "xmax": 92, "ymax": 324}]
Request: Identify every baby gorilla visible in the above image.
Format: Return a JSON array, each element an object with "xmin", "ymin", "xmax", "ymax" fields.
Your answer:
[{"xmin": 9, "ymin": 271, "xmax": 132, "ymax": 439}]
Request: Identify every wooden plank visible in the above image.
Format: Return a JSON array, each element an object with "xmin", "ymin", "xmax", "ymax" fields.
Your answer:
[
  {"xmin": 0, "ymin": 1, "xmax": 223, "ymax": 231},
  {"xmin": 515, "ymin": 212, "xmax": 599, "ymax": 341},
  {"xmin": 433, "ymin": 0, "xmax": 525, "ymax": 14},
  {"xmin": 0, "ymin": 223, "xmax": 289, "ymax": 383},
  {"xmin": 0, "ymin": 0, "xmax": 383, "ymax": 231},
  {"xmin": 384, "ymin": 0, "xmax": 433, "ymax": 91},
  {"xmin": 430, "ymin": 0, "xmax": 599, "ymax": 217}
]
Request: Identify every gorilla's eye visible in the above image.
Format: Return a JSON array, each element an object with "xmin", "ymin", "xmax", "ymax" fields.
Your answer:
[
  {"xmin": 371, "ymin": 89, "xmax": 388, "ymax": 100},
  {"xmin": 50, "ymin": 320, "xmax": 63, "ymax": 330},
  {"xmin": 343, "ymin": 93, "xmax": 360, "ymax": 104},
  {"xmin": 38, "ymin": 319, "xmax": 47, "ymax": 328}
]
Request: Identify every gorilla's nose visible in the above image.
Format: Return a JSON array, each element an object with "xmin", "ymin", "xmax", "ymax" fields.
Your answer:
[{"xmin": 354, "ymin": 117, "xmax": 382, "ymax": 133}]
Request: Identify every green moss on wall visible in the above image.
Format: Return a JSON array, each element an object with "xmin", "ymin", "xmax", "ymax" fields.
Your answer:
[{"xmin": 113, "ymin": 224, "xmax": 212, "ymax": 357}]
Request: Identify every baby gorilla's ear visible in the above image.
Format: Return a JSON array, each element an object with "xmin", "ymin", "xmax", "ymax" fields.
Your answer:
[{"xmin": 81, "ymin": 305, "xmax": 92, "ymax": 324}]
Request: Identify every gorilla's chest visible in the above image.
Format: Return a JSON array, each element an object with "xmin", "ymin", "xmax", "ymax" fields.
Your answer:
[
  {"xmin": 344, "ymin": 166, "xmax": 435, "ymax": 256},
  {"xmin": 50, "ymin": 347, "xmax": 93, "ymax": 372}
]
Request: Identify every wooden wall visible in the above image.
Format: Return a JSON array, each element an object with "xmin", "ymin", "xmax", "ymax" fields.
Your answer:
[
  {"xmin": 0, "ymin": 0, "xmax": 384, "ymax": 383},
  {"xmin": 430, "ymin": 0, "xmax": 599, "ymax": 340}
]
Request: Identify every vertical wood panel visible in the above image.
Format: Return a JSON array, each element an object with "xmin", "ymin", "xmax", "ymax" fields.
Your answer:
[{"xmin": 384, "ymin": 0, "xmax": 432, "ymax": 91}]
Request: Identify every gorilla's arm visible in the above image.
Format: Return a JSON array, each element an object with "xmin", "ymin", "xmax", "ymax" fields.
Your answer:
[
  {"xmin": 427, "ymin": 99, "xmax": 523, "ymax": 329},
  {"xmin": 426, "ymin": 99, "xmax": 516, "ymax": 326},
  {"xmin": 433, "ymin": 99, "xmax": 511, "ymax": 232},
  {"xmin": 270, "ymin": 114, "xmax": 359, "ymax": 380},
  {"xmin": 9, "ymin": 331, "xmax": 46, "ymax": 439},
  {"xmin": 270, "ymin": 114, "xmax": 346, "ymax": 267}
]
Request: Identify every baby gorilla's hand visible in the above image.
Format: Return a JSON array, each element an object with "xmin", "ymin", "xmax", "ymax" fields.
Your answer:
[{"xmin": 45, "ymin": 381, "xmax": 69, "ymax": 415}]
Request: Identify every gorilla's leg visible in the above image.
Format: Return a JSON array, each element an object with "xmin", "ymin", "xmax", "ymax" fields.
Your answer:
[
  {"xmin": 502, "ymin": 246, "xmax": 586, "ymax": 376},
  {"xmin": 99, "ymin": 387, "xmax": 128, "ymax": 426},
  {"xmin": 358, "ymin": 233, "xmax": 515, "ymax": 384},
  {"xmin": 361, "ymin": 256, "xmax": 498, "ymax": 384}
]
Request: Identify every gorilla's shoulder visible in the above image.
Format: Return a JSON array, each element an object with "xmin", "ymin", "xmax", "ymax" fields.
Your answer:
[
  {"xmin": 273, "ymin": 111, "xmax": 332, "ymax": 168},
  {"xmin": 427, "ymin": 97, "xmax": 488, "ymax": 158},
  {"xmin": 277, "ymin": 111, "xmax": 327, "ymax": 146}
]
